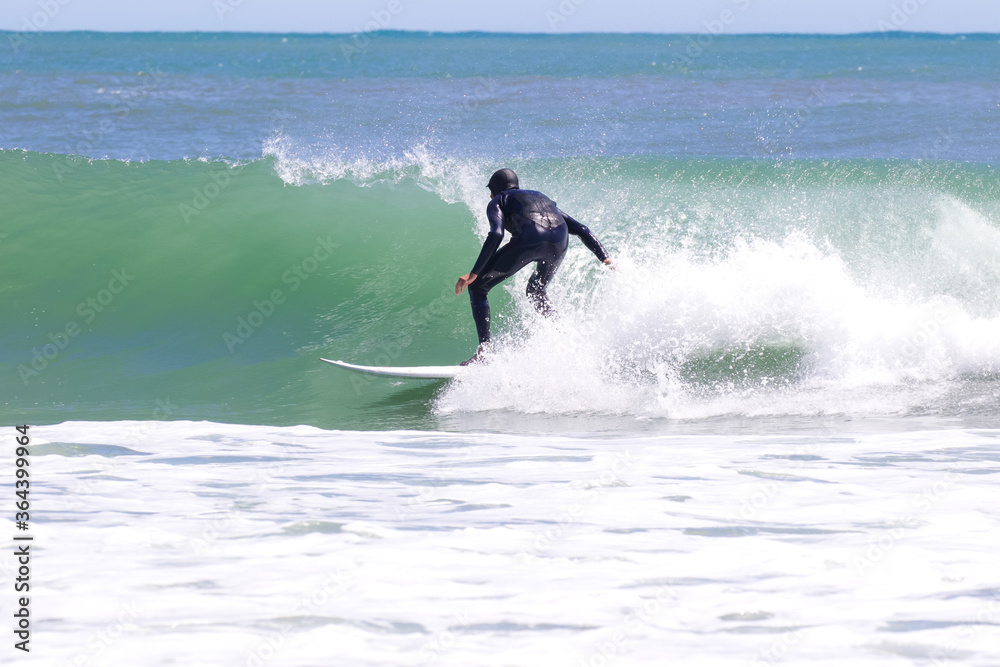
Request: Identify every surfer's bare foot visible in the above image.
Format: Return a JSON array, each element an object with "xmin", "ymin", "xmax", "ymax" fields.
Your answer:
[{"xmin": 460, "ymin": 344, "xmax": 490, "ymax": 366}]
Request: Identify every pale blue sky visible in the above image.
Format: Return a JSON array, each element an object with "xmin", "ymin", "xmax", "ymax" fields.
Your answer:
[{"xmin": 2, "ymin": 0, "xmax": 998, "ymax": 34}]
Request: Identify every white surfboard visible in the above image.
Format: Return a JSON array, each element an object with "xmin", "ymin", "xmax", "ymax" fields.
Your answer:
[{"xmin": 320, "ymin": 358, "xmax": 462, "ymax": 379}]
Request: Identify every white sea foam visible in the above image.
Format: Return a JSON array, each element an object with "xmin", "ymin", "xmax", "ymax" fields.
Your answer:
[
  {"xmin": 264, "ymin": 135, "xmax": 491, "ymax": 213},
  {"xmin": 5, "ymin": 421, "xmax": 999, "ymax": 666},
  {"xmin": 438, "ymin": 200, "xmax": 1000, "ymax": 421}
]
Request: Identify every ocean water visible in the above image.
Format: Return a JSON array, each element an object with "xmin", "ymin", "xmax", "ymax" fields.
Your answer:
[{"xmin": 2, "ymin": 32, "xmax": 1000, "ymax": 665}]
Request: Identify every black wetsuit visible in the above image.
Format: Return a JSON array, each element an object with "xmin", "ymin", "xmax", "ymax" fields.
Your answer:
[{"xmin": 468, "ymin": 188, "xmax": 609, "ymax": 344}]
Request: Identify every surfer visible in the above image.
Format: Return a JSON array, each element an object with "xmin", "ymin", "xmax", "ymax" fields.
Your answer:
[{"xmin": 455, "ymin": 169, "xmax": 614, "ymax": 365}]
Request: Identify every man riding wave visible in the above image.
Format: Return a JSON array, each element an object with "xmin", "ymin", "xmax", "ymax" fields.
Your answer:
[{"xmin": 455, "ymin": 168, "xmax": 614, "ymax": 364}]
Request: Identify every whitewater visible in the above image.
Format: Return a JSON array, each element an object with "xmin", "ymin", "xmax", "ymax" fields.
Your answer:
[{"xmin": 1, "ymin": 31, "xmax": 999, "ymax": 665}]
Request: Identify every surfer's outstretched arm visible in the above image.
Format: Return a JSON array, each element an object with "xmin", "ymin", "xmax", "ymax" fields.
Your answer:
[
  {"xmin": 457, "ymin": 197, "xmax": 506, "ymax": 294},
  {"xmin": 561, "ymin": 210, "xmax": 613, "ymax": 265},
  {"xmin": 472, "ymin": 198, "xmax": 507, "ymax": 275}
]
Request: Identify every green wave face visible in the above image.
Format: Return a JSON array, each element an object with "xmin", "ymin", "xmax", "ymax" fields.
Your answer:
[
  {"xmin": 3, "ymin": 150, "xmax": 1000, "ymax": 429},
  {"xmin": 1, "ymin": 151, "xmax": 482, "ymax": 428}
]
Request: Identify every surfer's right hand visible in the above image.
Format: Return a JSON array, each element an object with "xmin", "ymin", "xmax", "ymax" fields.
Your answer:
[
  {"xmin": 455, "ymin": 272, "xmax": 478, "ymax": 295},
  {"xmin": 603, "ymin": 258, "xmax": 617, "ymax": 270}
]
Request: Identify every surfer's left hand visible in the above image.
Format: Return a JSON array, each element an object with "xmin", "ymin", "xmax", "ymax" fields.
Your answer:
[
  {"xmin": 603, "ymin": 258, "xmax": 617, "ymax": 270},
  {"xmin": 455, "ymin": 272, "xmax": 478, "ymax": 295}
]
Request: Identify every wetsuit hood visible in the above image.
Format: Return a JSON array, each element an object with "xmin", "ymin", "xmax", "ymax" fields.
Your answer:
[{"xmin": 487, "ymin": 168, "xmax": 519, "ymax": 195}]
